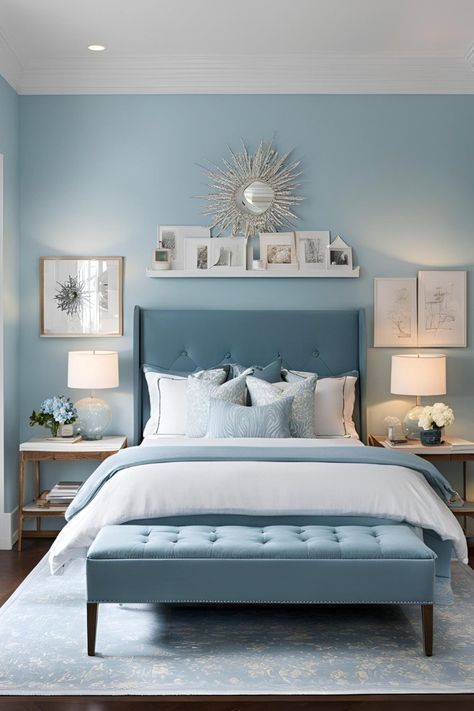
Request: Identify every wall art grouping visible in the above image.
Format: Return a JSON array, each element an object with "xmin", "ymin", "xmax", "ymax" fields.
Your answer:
[{"xmin": 374, "ymin": 271, "xmax": 467, "ymax": 348}]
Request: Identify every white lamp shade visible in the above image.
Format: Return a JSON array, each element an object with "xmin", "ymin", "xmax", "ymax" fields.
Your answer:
[
  {"xmin": 390, "ymin": 354, "xmax": 446, "ymax": 397},
  {"xmin": 68, "ymin": 351, "xmax": 119, "ymax": 389}
]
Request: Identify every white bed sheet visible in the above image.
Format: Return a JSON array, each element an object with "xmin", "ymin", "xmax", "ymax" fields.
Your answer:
[{"xmin": 48, "ymin": 437, "xmax": 467, "ymax": 573}]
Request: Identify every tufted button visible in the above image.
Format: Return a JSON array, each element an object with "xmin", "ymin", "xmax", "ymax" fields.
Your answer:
[
  {"xmin": 180, "ymin": 350, "xmax": 188, "ymax": 357},
  {"xmin": 312, "ymin": 349, "xmax": 320, "ymax": 357},
  {"xmin": 224, "ymin": 352, "xmax": 231, "ymax": 359}
]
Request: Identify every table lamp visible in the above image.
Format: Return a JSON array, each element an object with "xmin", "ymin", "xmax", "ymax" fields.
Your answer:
[
  {"xmin": 68, "ymin": 351, "xmax": 119, "ymax": 440},
  {"xmin": 390, "ymin": 354, "xmax": 446, "ymax": 440}
]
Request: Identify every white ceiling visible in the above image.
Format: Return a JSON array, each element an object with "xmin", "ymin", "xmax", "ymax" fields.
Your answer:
[{"xmin": 1, "ymin": 0, "xmax": 473, "ymax": 94}]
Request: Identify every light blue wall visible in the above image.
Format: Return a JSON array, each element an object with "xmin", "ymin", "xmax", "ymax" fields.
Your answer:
[
  {"xmin": 0, "ymin": 75, "xmax": 20, "ymax": 513},
  {"xmin": 18, "ymin": 95, "xmax": 474, "ymax": 495}
]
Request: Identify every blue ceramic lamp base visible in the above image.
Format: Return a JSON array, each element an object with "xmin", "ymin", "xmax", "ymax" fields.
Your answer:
[{"xmin": 75, "ymin": 396, "xmax": 111, "ymax": 440}]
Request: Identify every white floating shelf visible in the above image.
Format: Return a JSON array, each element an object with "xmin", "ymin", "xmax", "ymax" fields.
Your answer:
[{"xmin": 146, "ymin": 267, "xmax": 360, "ymax": 279}]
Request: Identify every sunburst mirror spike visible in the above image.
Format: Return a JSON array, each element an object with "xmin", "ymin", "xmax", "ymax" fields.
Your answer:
[{"xmin": 200, "ymin": 141, "xmax": 304, "ymax": 238}]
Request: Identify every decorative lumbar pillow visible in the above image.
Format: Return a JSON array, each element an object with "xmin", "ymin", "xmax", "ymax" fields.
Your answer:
[
  {"xmin": 143, "ymin": 366, "xmax": 227, "ymax": 437},
  {"xmin": 282, "ymin": 369, "xmax": 358, "ymax": 438},
  {"xmin": 186, "ymin": 371, "xmax": 250, "ymax": 437},
  {"xmin": 207, "ymin": 397, "xmax": 293, "ymax": 439},
  {"xmin": 229, "ymin": 358, "xmax": 282, "ymax": 383},
  {"xmin": 246, "ymin": 374, "xmax": 317, "ymax": 438}
]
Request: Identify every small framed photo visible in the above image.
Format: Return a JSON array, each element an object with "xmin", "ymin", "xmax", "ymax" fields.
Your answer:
[
  {"xmin": 209, "ymin": 237, "xmax": 246, "ymax": 270},
  {"xmin": 40, "ymin": 256, "xmax": 123, "ymax": 337},
  {"xmin": 184, "ymin": 238, "xmax": 211, "ymax": 271},
  {"xmin": 296, "ymin": 231, "xmax": 330, "ymax": 270},
  {"xmin": 374, "ymin": 277, "xmax": 418, "ymax": 347},
  {"xmin": 327, "ymin": 235, "xmax": 352, "ymax": 270},
  {"xmin": 259, "ymin": 232, "xmax": 298, "ymax": 270},
  {"xmin": 151, "ymin": 247, "xmax": 171, "ymax": 270},
  {"xmin": 158, "ymin": 225, "xmax": 210, "ymax": 270},
  {"xmin": 418, "ymin": 270, "xmax": 467, "ymax": 347}
]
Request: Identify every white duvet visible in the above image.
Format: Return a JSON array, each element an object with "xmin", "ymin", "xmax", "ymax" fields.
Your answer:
[{"xmin": 48, "ymin": 437, "xmax": 467, "ymax": 574}]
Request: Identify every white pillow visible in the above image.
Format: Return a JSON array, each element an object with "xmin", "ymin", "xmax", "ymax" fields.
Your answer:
[
  {"xmin": 282, "ymin": 370, "xmax": 358, "ymax": 438},
  {"xmin": 143, "ymin": 368, "xmax": 227, "ymax": 437}
]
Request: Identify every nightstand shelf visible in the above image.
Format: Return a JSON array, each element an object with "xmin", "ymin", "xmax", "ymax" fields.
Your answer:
[{"xmin": 18, "ymin": 436, "xmax": 127, "ymax": 551}]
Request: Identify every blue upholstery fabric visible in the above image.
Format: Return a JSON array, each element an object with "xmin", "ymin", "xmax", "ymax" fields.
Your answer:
[
  {"xmin": 88, "ymin": 524, "xmax": 436, "ymax": 561},
  {"xmin": 133, "ymin": 308, "xmax": 366, "ymax": 444},
  {"xmin": 206, "ymin": 398, "xmax": 292, "ymax": 438},
  {"xmin": 86, "ymin": 524, "xmax": 435, "ymax": 605}
]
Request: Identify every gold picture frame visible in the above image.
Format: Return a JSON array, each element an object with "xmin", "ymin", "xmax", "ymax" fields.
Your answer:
[{"xmin": 40, "ymin": 256, "xmax": 123, "ymax": 337}]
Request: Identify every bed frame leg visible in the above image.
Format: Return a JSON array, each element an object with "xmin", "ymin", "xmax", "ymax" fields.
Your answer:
[
  {"xmin": 421, "ymin": 604, "xmax": 433, "ymax": 656},
  {"xmin": 87, "ymin": 602, "xmax": 98, "ymax": 656}
]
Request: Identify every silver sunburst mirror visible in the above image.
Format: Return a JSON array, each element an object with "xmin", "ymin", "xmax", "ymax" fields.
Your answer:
[{"xmin": 202, "ymin": 142, "xmax": 304, "ymax": 238}]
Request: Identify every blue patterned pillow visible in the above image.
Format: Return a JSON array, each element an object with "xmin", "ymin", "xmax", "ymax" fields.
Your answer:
[
  {"xmin": 186, "ymin": 372, "xmax": 250, "ymax": 437},
  {"xmin": 246, "ymin": 374, "xmax": 317, "ymax": 438},
  {"xmin": 207, "ymin": 397, "xmax": 293, "ymax": 438}
]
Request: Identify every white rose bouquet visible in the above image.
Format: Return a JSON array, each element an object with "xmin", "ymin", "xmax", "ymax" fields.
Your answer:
[{"xmin": 418, "ymin": 402, "xmax": 455, "ymax": 431}]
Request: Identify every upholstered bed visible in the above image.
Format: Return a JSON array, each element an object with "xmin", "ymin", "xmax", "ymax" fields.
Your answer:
[{"xmin": 48, "ymin": 307, "xmax": 466, "ymax": 577}]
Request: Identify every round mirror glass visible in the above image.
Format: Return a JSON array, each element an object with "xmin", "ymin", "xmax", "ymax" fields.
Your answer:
[{"xmin": 240, "ymin": 180, "xmax": 274, "ymax": 215}]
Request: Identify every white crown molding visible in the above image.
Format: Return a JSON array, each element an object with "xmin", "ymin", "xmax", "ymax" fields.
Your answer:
[
  {"xmin": 4, "ymin": 51, "xmax": 474, "ymax": 95},
  {"xmin": 0, "ymin": 27, "xmax": 22, "ymax": 91}
]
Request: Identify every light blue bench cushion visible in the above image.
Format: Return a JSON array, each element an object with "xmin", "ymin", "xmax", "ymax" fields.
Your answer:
[{"xmin": 87, "ymin": 524, "xmax": 435, "ymax": 605}]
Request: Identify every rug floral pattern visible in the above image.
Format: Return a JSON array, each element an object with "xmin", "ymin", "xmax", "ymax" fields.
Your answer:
[{"xmin": 0, "ymin": 558, "xmax": 472, "ymax": 695}]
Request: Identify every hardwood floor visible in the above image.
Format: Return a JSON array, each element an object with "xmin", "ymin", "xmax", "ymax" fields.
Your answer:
[{"xmin": 0, "ymin": 539, "xmax": 472, "ymax": 711}]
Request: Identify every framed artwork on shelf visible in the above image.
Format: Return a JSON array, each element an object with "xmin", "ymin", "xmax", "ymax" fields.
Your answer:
[
  {"xmin": 374, "ymin": 277, "xmax": 418, "ymax": 347},
  {"xmin": 158, "ymin": 225, "xmax": 210, "ymax": 270},
  {"xmin": 40, "ymin": 256, "xmax": 123, "ymax": 337},
  {"xmin": 417, "ymin": 270, "xmax": 467, "ymax": 347},
  {"xmin": 327, "ymin": 235, "xmax": 352, "ymax": 270},
  {"xmin": 259, "ymin": 232, "xmax": 298, "ymax": 271},
  {"xmin": 183, "ymin": 237, "xmax": 212, "ymax": 272},
  {"xmin": 209, "ymin": 237, "xmax": 246, "ymax": 271},
  {"xmin": 296, "ymin": 231, "xmax": 330, "ymax": 270}
]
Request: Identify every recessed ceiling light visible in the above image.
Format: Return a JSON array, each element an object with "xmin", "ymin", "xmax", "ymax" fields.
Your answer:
[{"xmin": 88, "ymin": 44, "xmax": 106, "ymax": 52}]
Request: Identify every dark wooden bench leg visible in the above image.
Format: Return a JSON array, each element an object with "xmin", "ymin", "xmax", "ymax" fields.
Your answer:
[
  {"xmin": 87, "ymin": 602, "xmax": 98, "ymax": 656},
  {"xmin": 421, "ymin": 604, "xmax": 433, "ymax": 656}
]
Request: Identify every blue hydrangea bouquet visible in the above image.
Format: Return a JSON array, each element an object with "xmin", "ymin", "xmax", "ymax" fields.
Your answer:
[{"xmin": 30, "ymin": 396, "xmax": 78, "ymax": 438}]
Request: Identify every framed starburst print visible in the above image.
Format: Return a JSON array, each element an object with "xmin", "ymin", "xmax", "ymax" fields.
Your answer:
[{"xmin": 40, "ymin": 257, "xmax": 123, "ymax": 337}]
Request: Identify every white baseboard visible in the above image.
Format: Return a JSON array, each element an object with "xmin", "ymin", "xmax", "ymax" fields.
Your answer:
[{"xmin": 0, "ymin": 508, "xmax": 18, "ymax": 549}]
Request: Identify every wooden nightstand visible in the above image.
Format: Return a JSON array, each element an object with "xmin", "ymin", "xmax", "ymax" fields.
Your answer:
[
  {"xmin": 18, "ymin": 436, "xmax": 127, "ymax": 552},
  {"xmin": 368, "ymin": 434, "xmax": 474, "ymax": 526}
]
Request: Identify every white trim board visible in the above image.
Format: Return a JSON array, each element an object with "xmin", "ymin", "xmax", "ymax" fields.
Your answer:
[
  {"xmin": 1, "ymin": 52, "xmax": 474, "ymax": 95},
  {"xmin": 0, "ymin": 509, "xmax": 18, "ymax": 550}
]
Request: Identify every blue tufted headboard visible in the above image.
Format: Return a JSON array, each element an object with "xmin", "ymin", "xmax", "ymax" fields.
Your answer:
[{"xmin": 133, "ymin": 307, "xmax": 367, "ymax": 445}]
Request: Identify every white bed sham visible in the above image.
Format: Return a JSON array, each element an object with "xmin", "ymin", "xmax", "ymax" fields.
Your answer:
[{"xmin": 48, "ymin": 437, "xmax": 467, "ymax": 573}]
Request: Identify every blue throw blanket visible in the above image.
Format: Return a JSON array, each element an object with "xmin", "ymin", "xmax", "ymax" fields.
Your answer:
[{"xmin": 66, "ymin": 445, "xmax": 463, "ymax": 521}]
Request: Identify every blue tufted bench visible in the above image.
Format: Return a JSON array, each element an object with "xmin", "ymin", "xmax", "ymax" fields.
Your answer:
[{"xmin": 86, "ymin": 524, "xmax": 435, "ymax": 656}]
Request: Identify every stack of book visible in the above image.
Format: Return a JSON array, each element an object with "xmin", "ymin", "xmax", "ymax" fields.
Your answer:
[{"xmin": 46, "ymin": 481, "xmax": 83, "ymax": 505}]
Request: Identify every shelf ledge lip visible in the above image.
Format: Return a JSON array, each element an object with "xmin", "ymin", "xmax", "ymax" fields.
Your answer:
[{"xmin": 146, "ymin": 267, "xmax": 360, "ymax": 279}]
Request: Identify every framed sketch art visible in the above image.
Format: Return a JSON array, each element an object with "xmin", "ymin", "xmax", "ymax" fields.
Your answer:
[
  {"xmin": 259, "ymin": 232, "xmax": 298, "ymax": 271},
  {"xmin": 418, "ymin": 270, "xmax": 467, "ymax": 347},
  {"xmin": 374, "ymin": 278, "xmax": 417, "ymax": 347},
  {"xmin": 209, "ymin": 237, "xmax": 246, "ymax": 271},
  {"xmin": 184, "ymin": 238, "xmax": 211, "ymax": 271},
  {"xmin": 158, "ymin": 225, "xmax": 210, "ymax": 270},
  {"xmin": 40, "ymin": 257, "xmax": 123, "ymax": 337},
  {"xmin": 296, "ymin": 231, "xmax": 330, "ymax": 271}
]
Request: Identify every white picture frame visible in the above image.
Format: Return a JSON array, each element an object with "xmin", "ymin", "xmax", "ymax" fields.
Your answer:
[
  {"xmin": 259, "ymin": 232, "xmax": 298, "ymax": 271},
  {"xmin": 374, "ymin": 277, "xmax": 418, "ymax": 347},
  {"xmin": 40, "ymin": 256, "xmax": 123, "ymax": 337},
  {"xmin": 158, "ymin": 225, "xmax": 210, "ymax": 270},
  {"xmin": 418, "ymin": 270, "xmax": 467, "ymax": 347},
  {"xmin": 184, "ymin": 237, "xmax": 211, "ymax": 272},
  {"xmin": 209, "ymin": 236, "xmax": 246, "ymax": 271},
  {"xmin": 296, "ymin": 231, "xmax": 330, "ymax": 270},
  {"xmin": 327, "ymin": 235, "xmax": 352, "ymax": 270}
]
